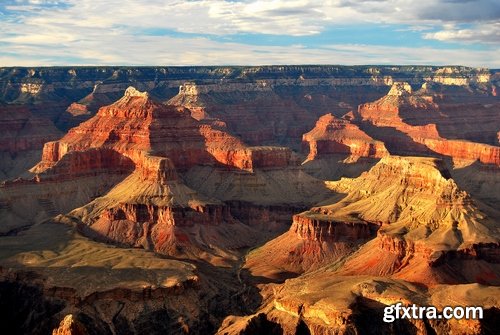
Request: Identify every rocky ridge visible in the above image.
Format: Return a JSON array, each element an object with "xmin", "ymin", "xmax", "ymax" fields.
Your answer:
[
  {"xmin": 302, "ymin": 113, "xmax": 388, "ymax": 161},
  {"xmin": 355, "ymin": 82, "xmax": 500, "ymax": 165},
  {"xmin": 0, "ymin": 66, "xmax": 498, "ymax": 334}
]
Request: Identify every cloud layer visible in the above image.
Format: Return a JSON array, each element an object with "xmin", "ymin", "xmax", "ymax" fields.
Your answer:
[{"xmin": 1, "ymin": 0, "xmax": 499, "ymax": 67}]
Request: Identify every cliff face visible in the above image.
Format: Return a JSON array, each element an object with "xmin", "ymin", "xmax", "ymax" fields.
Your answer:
[
  {"xmin": 302, "ymin": 113, "xmax": 388, "ymax": 161},
  {"xmin": 1, "ymin": 66, "xmax": 492, "ymax": 104},
  {"xmin": 239, "ymin": 275, "xmax": 500, "ymax": 335},
  {"xmin": 291, "ymin": 214, "xmax": 378, "ymax": 243},
  {"xmin": 0, "ymin": 66, "xmax": 499, "ymax": 334},
  {"xmin": 355, "ymin": 82, "xmax": 500, "ymax": 165},
  {"xmin": 34, "ymin": 87, "xmax": 292, "ymax": 174},
  {"xmin": 321, "ymin": 156, "xmax": 500, "ymax": 285},
  {"xmin": 1, "ymin": 66, "xmax": 495, "ymax": 139}
]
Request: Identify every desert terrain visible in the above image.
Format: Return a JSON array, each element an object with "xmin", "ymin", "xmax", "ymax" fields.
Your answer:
[{"xmin": 0, "ymin": 66, "xmax": 498, "ymax": 334}]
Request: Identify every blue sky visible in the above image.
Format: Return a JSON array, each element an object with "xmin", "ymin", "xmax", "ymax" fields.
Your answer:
[{"xmin": 0, "ymin": 0, "xmax": 499, "ymax": 67}]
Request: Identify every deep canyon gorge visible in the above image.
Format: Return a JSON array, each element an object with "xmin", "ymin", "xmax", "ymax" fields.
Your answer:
[{"xmin": 0, "ymin": 65, "xmax": 499, "ymax": 334}]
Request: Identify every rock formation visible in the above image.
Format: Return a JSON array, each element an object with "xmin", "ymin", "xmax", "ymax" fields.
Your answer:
[
  {"xmin": 34, "ymin": 87, "xmax": 293, "ymax": 174},
  {"xmin": 0, "ymin": 66, "xmax": 498, "ymax": 334},
  {"xmin": 17, "ymin": 87, "xmax": 304, "ymax": 263},
  {"xmin": 230, "ymin": 275, "xmax": 500, "ymax": 335},
  {"xmin": 355, "ymin": 82, "xmax": 500, "ymax": 165},
  {"xmin": 247, "ymin": 156, "xmax": 499, "ymax": 285},
  {"xmin": 302, "ymin": 113, "xmax": 388, "ymax": 161},
  {"xmin": 323, "ymin": 156, "xmax": 499, "ymax": 285}
]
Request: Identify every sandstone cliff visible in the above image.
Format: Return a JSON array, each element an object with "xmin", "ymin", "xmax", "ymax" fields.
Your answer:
[
  {"xmin": 355, "ymin": 82, "xmax": 500, "ymax": 165},
  {"xmin": 302, "ymin": 113, "xmax": 388, "ymax": 161},
  {"xmin": 322, "ymin": 156, "xmax": 500, "ymax": 285},
  {"xmin": 34, "ymin": 87, "xmax": 293, "ymax": 174}
]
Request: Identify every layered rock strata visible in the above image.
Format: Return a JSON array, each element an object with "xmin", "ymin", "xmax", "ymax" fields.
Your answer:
[
  {"xmin": 302, "ymin": 113, "xmax": 388, "ymax": 161},
  {"xmin": 34, "ymin": 87, "xmax": 292, "ymax": 174},
  {"xmin": 355, "ymin": 82, "xmax": 500, "ymax": 165},
  {"xmin": 323, "ymin": 156, "xmax": 500, "ymax": 285}
]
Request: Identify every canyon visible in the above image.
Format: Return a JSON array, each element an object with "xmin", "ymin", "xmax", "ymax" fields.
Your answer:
[{"xmin": 0, "ymin": 65, "xmax": 498, "ymax": 334}]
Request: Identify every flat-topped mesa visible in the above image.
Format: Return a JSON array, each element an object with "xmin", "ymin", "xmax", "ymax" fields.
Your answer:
[{"xmin": 302, "ymin": 113, "xmax": 388, "ymax": 160}]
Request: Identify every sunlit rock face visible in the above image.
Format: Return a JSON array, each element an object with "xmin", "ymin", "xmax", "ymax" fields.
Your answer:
[
  {"xmin": 302, "ymin": 113, "xmax": 388, "ymax": 161},
  {"xmin": 0, "ymin": 66, "xmax": 498, "ymax": 334}
]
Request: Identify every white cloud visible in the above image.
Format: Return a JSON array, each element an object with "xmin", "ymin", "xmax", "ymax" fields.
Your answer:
[
  {"xmin": 424, "ymin": 22, "xmax": 500, "ymax": 44},
  {"xmin": 1, "ymin": 31, "xmax": 499, "ymax": 67},
  {"xmin": 1, "ymin": 0, "xmax": 499, "ymax": 66},
  {"xmin": 7, "ymin": 0, "xmax": 500, "ymax": 36}
]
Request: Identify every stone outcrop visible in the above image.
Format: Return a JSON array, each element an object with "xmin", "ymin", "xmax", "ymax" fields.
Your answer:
[
  {"xmin": 320, "ymin": 156, "xmax": 500, "ymax": 285},
  {"xmin": 355, "ymin": 82, "xmax": 500, "ymax": 165},
  {"xmin": 302, "ymin": 113, "xmax": 388, "ymax": 161},
  {"xmin": 246, "ymin": 275, "xmax": 500, "ymax": 335},
  {"xmin": 291, "ymin": 214, "xmax": 379, "ymax": 243},
  {"xmin": 35, "ymin": 87, "xmax": 292, "ymax": 174}
]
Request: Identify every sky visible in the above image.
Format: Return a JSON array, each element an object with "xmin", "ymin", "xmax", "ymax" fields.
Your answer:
[{"xmin": 0, "ymin": 0, "xmax": 499, "ymax": 67}]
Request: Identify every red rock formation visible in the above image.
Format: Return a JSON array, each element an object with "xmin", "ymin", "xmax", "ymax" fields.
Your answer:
[
  {"xmin": 86, "ymin": 198, "xmax": 237, "ymax": 257},
  {"xmin": 322, "ymin": 156, "xmax": 500, "ymax": 285},
  {"xmin": 65, "ymin": 103, "xmax": 90, "ymax": 117},
  {"xmin": 355, "ymin": 82, "xmax": 500, "ymax": 165},
  {"xmin": 291, "ymin": 213, "xmax": 378, "ymax": 242},
  {"xmin": 36, "ymin": 87, "xmax": 292, "ymax": 174},
  {"xmin": 247, "ymin": 155, "xmax": 499, "ymax": 284},
  {"xmin": 32, "ymin": 148, "xmax": 134, "ymax": 181},
  {"xmin": 302, "ymin": 113, "xmax": 388, "ymax": 161},
  {"xmin": 422, "ymin": 138, "xmax": 500, "ymax": 166},
  {"xmin": 169, "ymin": 82, "xmax": 317, "ymax": 147},
  {"xmin": 52, "ymin": 315, "xmax": 87, "ymax": 335},
  {"xmin": 245, "ymin": 209, "xmax": 380, "ymax": 278}
]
